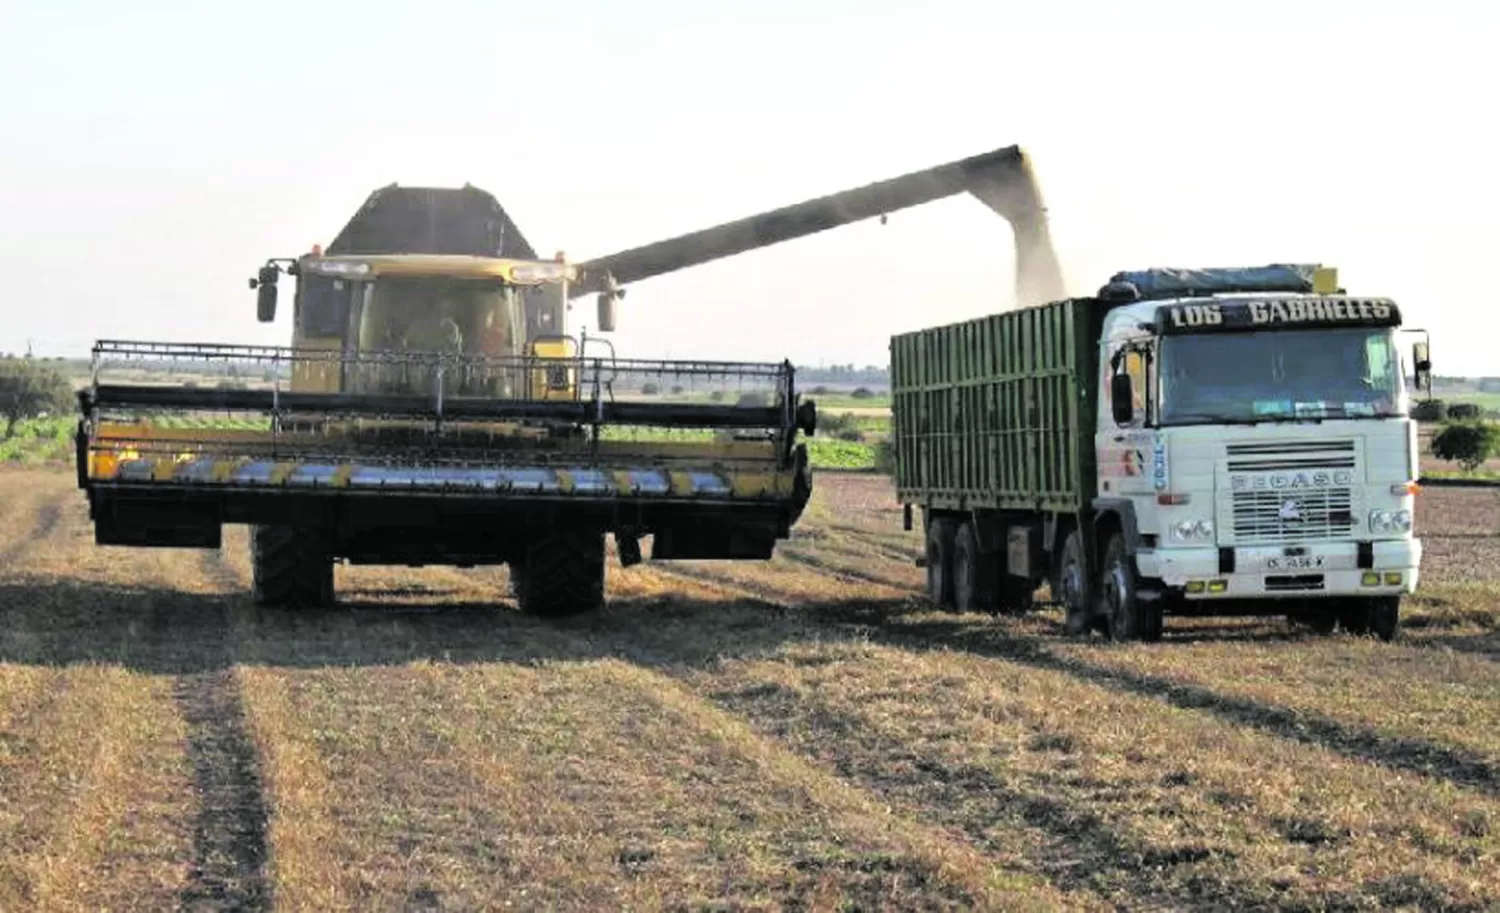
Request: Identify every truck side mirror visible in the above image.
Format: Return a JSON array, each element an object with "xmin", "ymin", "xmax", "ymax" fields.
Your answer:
[
  {"xmin": 1412, "ymin": 341, "xmax": 1431, "ymax": 393},
  {"xmin": 1111, "ymin": 373, "xmax": 1134, "ymax": 425},
  {"xmin": 251, "ymin": 265, "xmax": 279, "ymax": 323}
]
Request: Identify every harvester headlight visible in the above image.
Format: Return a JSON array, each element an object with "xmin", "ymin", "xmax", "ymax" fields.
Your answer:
[
  {"xmin": 310, "ymin": 259, "xmax": 370, "ymax": 276},
  {"xmin": 1172, "ymin": 519, "xmax": 1214, "ymax": 542},
  {"xmin": 510, "ymin": 262, "xmax": 571, "ymax": 282},
  {"xmin": 1392, "ymin": 509, "xmax": 1412, "ymax": 532}
]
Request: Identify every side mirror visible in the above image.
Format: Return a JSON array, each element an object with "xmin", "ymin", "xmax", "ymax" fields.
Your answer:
[
  {"xmin": 1412, "ymin": 341, "xmax": 1432, "ymax": 394},
  {"xmin": 596, "ymin": 291, "xmax": 617, "ymax": 333},
  {"xmin": 1111, "ymin": 373, "xmax": 1135, "ymax": 425},
  {"xmin": 251, "ymin": 265, "xmax": 279, "ymax": 323}
]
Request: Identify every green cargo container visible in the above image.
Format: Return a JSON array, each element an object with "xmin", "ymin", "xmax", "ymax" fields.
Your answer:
[
  {"xmin": 891, "ymin": 298, "xmax": 1103, "ymax": 514},
  {"xmin": 890, "ymin": 297, "xmax": 1111, "ymax": 625}
]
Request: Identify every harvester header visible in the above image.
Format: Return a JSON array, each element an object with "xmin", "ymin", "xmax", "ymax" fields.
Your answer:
[{"xmin": 75, "ymin": 339, "xmax": 815, "ymax": 616}]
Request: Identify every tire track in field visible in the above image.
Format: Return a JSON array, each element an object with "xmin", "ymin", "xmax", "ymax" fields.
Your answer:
[
  {"xmin": 601, "ymin": 566, "xmax": 1269, "ymax": 910},
  {"xmin": 170, "ymin": 550, "xmax": 271, "ymax": 912},
  {"xmin": 646, "ymin": 558, "xmax": 1500, "ymax": 802},
  {"xmin": 0, "ymin": 496, "xmax": 62, "ymax": 569}
]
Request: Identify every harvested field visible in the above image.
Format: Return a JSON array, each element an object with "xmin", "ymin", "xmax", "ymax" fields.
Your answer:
[{"xmin": 1, "ymin": 468, "xmax": 1498, "ymax": 910}]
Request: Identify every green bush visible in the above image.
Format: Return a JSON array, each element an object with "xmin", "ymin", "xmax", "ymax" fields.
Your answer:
[
  {"xmin": 0, "ymin": 357, "xmax": 74, "ymax": 439},
  {"xmin": 1411, "ymin": 399, "xmax": 1445, "ymax": 422},
  {"xmin": 850, "ymin": 387, "xmax": 875, "ymax": 400},
  {"xmin": 819, "ymin": 412, "xmax": 864, "ymax": 442},
  {"xmin": 873, "ymin": 439, "xmax": 897, "ymax": 474},
  {"xmin": 1446, "ymin": 402, "xmax": 1482, "ymax": 421},
  {"xmin": 640, "ymin": 382, "xmax": 660, "ymax": 396},
  {"xmin": 1431, "ymin": 421, "xmax": 1500, "ymax": 471}
]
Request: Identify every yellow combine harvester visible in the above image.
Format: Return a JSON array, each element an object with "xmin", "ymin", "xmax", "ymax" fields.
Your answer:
[
  {"xmin": 74, "ymin": 143, "xmax": 1058, "ymax": 615},
  {"xmin": 78, "ymin": 248, "xmax": 815, "ymax": 616}
]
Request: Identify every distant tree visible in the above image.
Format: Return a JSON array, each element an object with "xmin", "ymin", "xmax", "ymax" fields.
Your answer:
[
  {"xmin": 850, "ymin": 387, "xmax": 876, "ymax": 400},
  {"xmin": 1411, "ymin": 399, "xmax": 1445, "ymax": 423},
  {"xmin": 1447, "ymin": 403, "xmax": 1483, "ymax": 421},
  {"xmin": 670, "ymin": 385, "xmax": 684, "ymax": 396},
  {"xmin": 811, "ymin": 385, "xmax": 829, "ymax": 395},
  {"xmin": 1432, "ymin": 422, "xmax": 1499, "ymax": 472},
  {"xmin": 0, "ymin": 357, "xmax": 74, "ymax": 439},
  {"xmin": 640, "ymin": 382, "xmax": 661, "ymax": 396},
  {"xmin": 709, "ymin": 390, "xmax": 725, "ymax": 402}
]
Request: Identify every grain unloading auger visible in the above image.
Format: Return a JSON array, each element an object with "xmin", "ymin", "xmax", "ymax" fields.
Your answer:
[
  {"xmin": 568, "ymin": 143, "xmax": 1065, "ymax": 324},
  {"xmin": 74, "ymin": 142, "xmax": 1058, "ymax": 615}
]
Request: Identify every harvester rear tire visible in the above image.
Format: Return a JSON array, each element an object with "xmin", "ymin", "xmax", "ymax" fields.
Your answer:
[
  {"xmin": 250, "ymin": 525, "xmax": 334, "ymax": 608},
  {"xmin": 517, "ymin": 530, "xmax": 605, "ymax": 618}
]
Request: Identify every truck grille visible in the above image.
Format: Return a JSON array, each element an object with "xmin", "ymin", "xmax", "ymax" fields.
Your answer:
[
  {"xmin": 1232, "ymin": 488, "xmax": 1354, "ymax": 544},
  {"xmin": 1226, "ymin": 439, "xmax": 1355, "ymax": 472}
]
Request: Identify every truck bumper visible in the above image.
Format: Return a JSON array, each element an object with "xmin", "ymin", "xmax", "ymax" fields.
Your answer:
[{"xmin": 1135, "ymin": 539, "xmax": 1421, "ymax": 599}]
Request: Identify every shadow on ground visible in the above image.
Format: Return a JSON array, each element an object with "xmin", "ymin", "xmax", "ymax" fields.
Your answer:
[{"xmin": 1, "ymin": 574, "xmax": 1496, "ymax": 803}]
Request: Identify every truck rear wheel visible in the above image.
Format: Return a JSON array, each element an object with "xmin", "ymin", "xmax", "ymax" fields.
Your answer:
[
  {"xmin": 953, "ymin": 521, "xmax": 999, "ymax": 613},
  {"xmin": 516, "ymin": 530, "xmax": 606, "ymax": 618},
  {"xmin": 1099, "ymin": 533, "xmax": 1162, "ymax": 642},
  {"xmin": 1339, "ymin": 596, "xmax": 1400, "ymax": 642},
  {"xmin": 250, "ymin": 525, "xmax": 334, "ymax": 608},
  {"xmin": 925, "ymin": 517, "xmax": 958, "ymax": 610}
]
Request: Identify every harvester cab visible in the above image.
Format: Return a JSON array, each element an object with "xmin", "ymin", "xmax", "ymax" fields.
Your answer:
[{"xmin": 248, "ymin": 250, "xmax": 594, "ymax": 402}]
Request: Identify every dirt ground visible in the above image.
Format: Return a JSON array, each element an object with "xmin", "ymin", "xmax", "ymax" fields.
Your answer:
[{"xmin": 1, "ymin": 468, "xmax": 1497, "ymax": 911}]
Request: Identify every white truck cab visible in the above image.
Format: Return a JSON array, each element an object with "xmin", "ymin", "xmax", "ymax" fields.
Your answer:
[{"xmin": 1094, "ymin": 266, "xmax": 1427, "ymax": 638}]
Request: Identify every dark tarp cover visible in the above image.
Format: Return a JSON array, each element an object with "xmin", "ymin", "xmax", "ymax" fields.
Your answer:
[{"xmin": 1108, "ymin": 264, "xmax": 1320, "ymax": 300}]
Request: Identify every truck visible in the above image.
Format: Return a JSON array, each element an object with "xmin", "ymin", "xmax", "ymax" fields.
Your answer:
[
  {"xmin": 73, "ymin": 144, "xmax": 1060, "ymax": 614},
  {"xmin": 892, "ymin": 264, "xmax": 1432, "ymax": 641}
]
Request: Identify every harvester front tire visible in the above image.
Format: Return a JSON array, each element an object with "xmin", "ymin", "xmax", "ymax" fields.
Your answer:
[
  {"xmin": 250, "ymin": 525, "xmax": 334, "ymax": 608},
  {"xmin": 517, "ymin": 531, "xmax": 605, "ymax": 618}
]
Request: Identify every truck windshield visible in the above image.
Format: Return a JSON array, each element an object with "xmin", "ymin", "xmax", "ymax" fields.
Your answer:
[{"xmin": 1158, "ymin": 328, "xmax": 1403, "ymax": 425}]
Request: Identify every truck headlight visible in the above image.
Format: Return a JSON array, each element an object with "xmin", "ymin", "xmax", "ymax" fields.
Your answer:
[
  {"xmin": 1172, "ymin": 519, "xmax": 1214, "ymax": 541},
  {"xmin": 1370, "ymin": 509, "xmax": 1412, "ymax": 534}
]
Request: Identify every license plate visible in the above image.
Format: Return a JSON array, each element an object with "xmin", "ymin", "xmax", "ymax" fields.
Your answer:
[{"xmin": 1267, "ymin": 555, "xmax": 1325, "ymax": 570}]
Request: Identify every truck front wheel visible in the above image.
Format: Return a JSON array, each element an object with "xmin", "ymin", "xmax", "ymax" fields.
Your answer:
[
  {"xmin": 1339, "ymin": 596, "xmax": 1400, "ymax": 642},
  {"xmin": 516, "ymin": 530, "xmax": 606, "ymax": 618},
  {"xmin": 1054, "ymin": 529, "xmax": 1090, "ymax": 635},
  {"xmin": 1099, "ymin": 533, "xmax": 1163, "ymax": 643},
  {"xmin": 250, "ymin": 525, "xmax": 334, "ymax": 608}
]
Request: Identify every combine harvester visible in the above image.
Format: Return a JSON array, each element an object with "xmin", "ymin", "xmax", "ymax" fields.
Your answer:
[{"xmin": 73, "ymin": 144, "xmax": 1060, "ymax": 614}]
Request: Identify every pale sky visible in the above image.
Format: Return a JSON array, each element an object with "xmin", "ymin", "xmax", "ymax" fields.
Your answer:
[{"xmin": 2, "ymin": 0, "xmax": 1496, "ymax": 375}]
